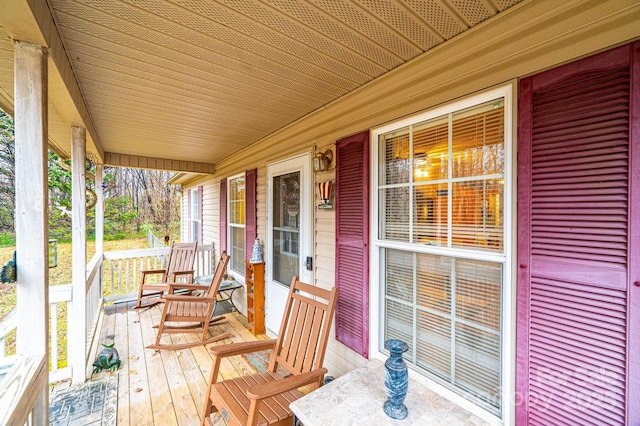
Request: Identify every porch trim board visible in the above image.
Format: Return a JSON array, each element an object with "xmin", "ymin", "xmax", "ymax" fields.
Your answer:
[{"xmin": 104, "ymin": 152, "xmax": 216, "ymax": 174}]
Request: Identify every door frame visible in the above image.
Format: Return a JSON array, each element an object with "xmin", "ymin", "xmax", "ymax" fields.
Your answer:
[{"xmin": 265, "ymin": 152, "xmax": 313, "ymax": 331}]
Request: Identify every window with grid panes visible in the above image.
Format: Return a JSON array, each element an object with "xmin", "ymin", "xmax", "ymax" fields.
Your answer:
[
  {"xmin": 375, "ymin": 92, "xmax": 509, "ymax": 416},
  {"xmin": 190, "ymin": 188, "xmax": 200, "ymax": 243},
  {"xmin": 228, "ymin": 175, "xmax": 245, "ymax": 277}
]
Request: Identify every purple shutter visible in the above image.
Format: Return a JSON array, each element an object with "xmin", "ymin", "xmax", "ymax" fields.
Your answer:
[
  {"xmin": 219, "ymin": 178, "xmax": 227, "ymax": 253},
  {"xmin": 335, "ymin": 130, "xmax": 370, "ymax": 358},
  {"xmin": 517, "ymin": 42, "xmax": 638, "ymax": 425},
  {"xmin": 245, "ymin": 169, "xmax": 257, "ymax": 262},
  {"xmin": 198, "ymin": 185, "xmax": 203, "ymax": 244},
  {"xmin": 186, "ymin": 189, "xmax": 191, "ymax": 241}
]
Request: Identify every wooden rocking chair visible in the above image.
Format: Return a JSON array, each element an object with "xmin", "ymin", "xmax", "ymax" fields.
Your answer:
[
  {"xmin": 146, "ymin": 251, "xmax": 231, "ymax": 350},
  {"xmin": 133, "ymin": 241, "xmax": 198, "ymax": 309},
  {"xmin": 201, "ymin": 276, "xmax": 338, "ymax": 426}
]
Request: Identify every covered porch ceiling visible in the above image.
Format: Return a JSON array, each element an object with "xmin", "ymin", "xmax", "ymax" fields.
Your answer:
[{"xmin": 0, "ymin": 0, "xmax": 523, "ymax": 173}]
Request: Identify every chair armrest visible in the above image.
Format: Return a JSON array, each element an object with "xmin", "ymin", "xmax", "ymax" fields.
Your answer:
[
  {"xmin": 162, "ymin": 294, "xmax": 216, "ymax": 302},
  {"xmin": 141, "ymin": 269, "xmax": 167, "ymax": 283},
  {"xmin": 246, "ymin": 368, "xmax": 328, "ymax": 400},
  {"xmin": 209, "ymin": 340, "xmax": 277, "ymax": 358}
]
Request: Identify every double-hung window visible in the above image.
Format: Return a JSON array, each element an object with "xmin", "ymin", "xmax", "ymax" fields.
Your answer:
[
  {"xmin": 228, "ymin": 174, "xmax": 245, "ymax": 277},
  {"xmin": 373, "ymin": 86, "xmax": 512, "ymax": 418},
  {"xmin": 190, "ymin": 188, "xmax": 201, "ymax": 243}
]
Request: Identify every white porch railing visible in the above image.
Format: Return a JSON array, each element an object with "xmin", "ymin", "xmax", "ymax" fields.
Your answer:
[
  {"xmin": 147, "ymin": 229, "xmax": 167, "ymax": 248},
  {"xmin": 0, "ymin": 285, "xmax": 73, "ymax": 383},
  {"xmin": 0, "ymin": 243, "xmax": 214, "ymax": 379},
  {"xmin": 0, "ymin": 354, "xmax": 47, "ymax": 426},
  {"xmin": 103, "ymin": 242, "xmax": 215, "ymax": 303}
]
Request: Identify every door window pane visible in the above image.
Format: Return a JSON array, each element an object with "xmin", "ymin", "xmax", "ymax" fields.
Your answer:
[{"xmin": 272, "ymin": 172, "xmax": 300, "ymax": 286}]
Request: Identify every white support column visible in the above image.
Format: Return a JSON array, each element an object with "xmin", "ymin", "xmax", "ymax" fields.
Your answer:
[
  {"xmin": 71, "ymin": 126, "xmax": 87, "ymax": 384},
  {"xmin": 14, "ymin": 40, "xmax": 49, "ymax": 425},
  {"xmin": 95, "ymin": 164, "xmax": 104, "ymax": 256}
]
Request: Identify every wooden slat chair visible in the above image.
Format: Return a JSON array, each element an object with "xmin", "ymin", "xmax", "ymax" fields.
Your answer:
[
  {"xmin": 201, "ymin": 276, "xmax": 338, "ymax": 426},
  {"xmin": 134, "ymin": 241, "xmax": 198, "ymax": 309},
  {"xmin": 147, "ymin": 251, "xmax": 231, "ymax": 350}
]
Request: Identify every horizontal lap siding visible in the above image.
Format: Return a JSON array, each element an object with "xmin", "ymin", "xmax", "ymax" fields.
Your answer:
[{"xmin": 519, "ymin": 45, "xmax": 632, "ymax": 425}]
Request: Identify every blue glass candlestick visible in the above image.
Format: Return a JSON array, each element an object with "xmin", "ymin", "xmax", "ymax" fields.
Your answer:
[{"xmin": 383, "ymin": 339, "xmax": 409, "ymax": 420}]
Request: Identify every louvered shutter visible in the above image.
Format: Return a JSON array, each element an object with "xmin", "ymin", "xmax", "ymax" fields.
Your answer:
[
  {"xmin": 219, "ymin": 178, "xmax": 227, "ymax": 253},
  {"xmin": 335, "ymin": 130, "xmax": 370, "ymax": 358},
  {"xmin": 245, "ymin": 169, "xmax": 257, "ymax": 261},
  {"xmin": 517, "ymin": 43, "xmax": 638, "ymax": 425},
  {"xmin": 198, "ymin": 185, "xmax": 203, "ymax": 244}
]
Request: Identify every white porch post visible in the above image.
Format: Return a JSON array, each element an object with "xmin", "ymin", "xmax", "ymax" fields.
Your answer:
[
  {"xmin": 95, "ymin": 164, "xmax": 104, "ymax": 256},
  {"xmin": 14, "ymin": 40, "xmax": 49, "ymax": 424},
  {"xmin": 71, "ymin": 126, "xmax": 87, "ymax": 384}
]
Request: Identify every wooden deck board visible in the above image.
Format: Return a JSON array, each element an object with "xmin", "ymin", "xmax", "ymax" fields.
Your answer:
[
  {"xmin": 139, "ymin": 306, "xmax": 178, "ymax": 425},
  {"xmin": 114, "ymin": 302, "xmax": 130, "ymax": 426},
  {"xmin": 92, "ymin": 303, "xmax": 268, "ymax": 425},
  {"xmin": 127, "ymin": 304, "xmax": 155, "ymax": 426},
  {"xmin": 148, "ymin": 306, "xmax": 201, "ymax": 425}
]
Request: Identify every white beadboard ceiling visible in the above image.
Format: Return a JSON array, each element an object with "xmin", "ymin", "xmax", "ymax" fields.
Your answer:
[{"xmin": 0, "ymin": 0, "xmax": 523, "ymax": 166}]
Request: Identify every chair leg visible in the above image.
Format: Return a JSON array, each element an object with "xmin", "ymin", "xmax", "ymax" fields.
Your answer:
[
  {"xmin": 154, "ymin": 302, "xmax": 170, "ymax": 348},
  {"xmin": 134, "ymin": 279, "xmax": 145, "ymax": 308},
  {"xmin": 201, "ymin": 322, "xmax": 208, "ymax": 342},
  {"xmin": 201, "ymin": 377, "xmax": 218, "ymax": 425}
]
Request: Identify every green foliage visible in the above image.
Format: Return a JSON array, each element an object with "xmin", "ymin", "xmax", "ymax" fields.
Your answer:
[
  {"xmin": 0, "ymin": 111, "xmax": 15, "ymax": 232},
  {"xmin": 0, "ymin": 231, "xmax": 15, "ymax": 246},
  {"xmin": 48, "ymin": 151, "xmax": 74, "ymax": 240}
]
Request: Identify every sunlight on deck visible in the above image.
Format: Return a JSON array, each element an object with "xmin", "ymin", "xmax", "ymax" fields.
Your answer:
[{"xmin": 92, "ymin": 301, "xmax": 269, "ymax": 426}]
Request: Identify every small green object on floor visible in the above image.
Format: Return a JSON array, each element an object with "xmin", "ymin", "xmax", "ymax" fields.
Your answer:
[{"xmin": 92, "ymin": 343, "xmax": 121, "ymax": 374}]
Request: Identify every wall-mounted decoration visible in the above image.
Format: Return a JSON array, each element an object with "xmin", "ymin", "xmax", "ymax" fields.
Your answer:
[{"xmin": 317, "ymin": 181, "xmax": 333, "ymax": 210}]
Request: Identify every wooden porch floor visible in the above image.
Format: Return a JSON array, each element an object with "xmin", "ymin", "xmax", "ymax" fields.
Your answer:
[{"xmin": 93, "ymin": 301, "xmax": 270, "ymax": 426}]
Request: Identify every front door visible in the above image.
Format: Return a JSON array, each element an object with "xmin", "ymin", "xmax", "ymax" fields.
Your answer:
[{"xmin": 266, "ymin": 153, "xmax": 312, "ymax": 334}]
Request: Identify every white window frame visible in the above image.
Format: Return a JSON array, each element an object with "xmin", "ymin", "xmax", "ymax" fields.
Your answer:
[
  {"xmin": 190, "ymin": 188, "xmax": 200, "ymax": 243},
  {"xmin": 228, "ymin": 173, "xmax": 245, "ymax": 278},
  {"xmin": 369, "ymin": 84, "xmax": 515, "ymax": 425}
]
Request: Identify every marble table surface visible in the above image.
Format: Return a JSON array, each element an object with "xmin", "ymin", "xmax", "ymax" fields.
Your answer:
[{"xmin": 290, "ymin": 358, "xmax": 490, "ymax": 425}]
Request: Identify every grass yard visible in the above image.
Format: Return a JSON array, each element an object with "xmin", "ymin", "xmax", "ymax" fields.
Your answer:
[{"xmin": 0, "ymin": 237, "xmax": 149, "ymax": 365}]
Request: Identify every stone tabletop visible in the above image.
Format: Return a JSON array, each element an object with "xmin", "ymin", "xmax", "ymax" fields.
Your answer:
[{"xmin": 290, "ymin": 359, "xmax": 490, "ymax": 426}]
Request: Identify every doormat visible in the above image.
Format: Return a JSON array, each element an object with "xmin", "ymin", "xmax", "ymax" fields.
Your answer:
[{"xmin": 49, "ymin": 374, "xmax": 117, "ymax": 426}]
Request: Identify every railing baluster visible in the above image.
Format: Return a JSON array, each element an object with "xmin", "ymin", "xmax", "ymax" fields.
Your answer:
[
  {"xmin": 50, "ymin": 302, "xmax": 58, "ymax": 373},
  {"xmin": 118, "ymin": 259, "xmax": 123, "ymax": 294},
  {"xmin": 110, "ymin": 259, "xmax": 115, "ymax": 297}
]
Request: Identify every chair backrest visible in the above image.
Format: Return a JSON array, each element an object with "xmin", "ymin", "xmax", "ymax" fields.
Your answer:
[
  {"xmin": 268, "ymin": 277, "xmax": 338, "ymax": 376},
  {"xmin": 165, "ymin": 241, "xmax": 198, "ymax": 280},
  {"xmin": 205, "ymin": 251, "xmax": 230, "ymax": 298}
]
